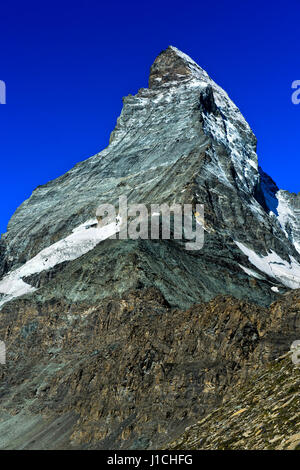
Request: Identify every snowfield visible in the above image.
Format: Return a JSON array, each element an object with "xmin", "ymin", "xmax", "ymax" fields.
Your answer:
[
  {"xmin": 236, "ymin": 241, "xmax": 300, "ymax": 289},
  {"xmin": 0, "ymin": 219, "xmax": 121, "ymax": 310}
]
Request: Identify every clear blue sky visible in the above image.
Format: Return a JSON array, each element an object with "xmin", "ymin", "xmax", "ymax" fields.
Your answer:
[{"xmin": 1, "ymin": 0, "xmax": 299, "ymax": 234}]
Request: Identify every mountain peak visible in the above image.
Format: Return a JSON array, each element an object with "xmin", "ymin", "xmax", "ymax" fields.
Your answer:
[{"xmin": 149, "ymin": 45, "xmax": 206, "ymax": 88}]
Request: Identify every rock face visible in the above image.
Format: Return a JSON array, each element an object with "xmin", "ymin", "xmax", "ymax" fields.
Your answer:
[{"xmin": 0, "ymin": 46, "xmax": 300, "ymax": 449}]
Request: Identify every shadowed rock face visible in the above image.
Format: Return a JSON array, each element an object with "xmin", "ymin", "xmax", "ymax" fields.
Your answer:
[{"xmin": 0, "ymin": 46, "xmax": 300, "ymax": 449}]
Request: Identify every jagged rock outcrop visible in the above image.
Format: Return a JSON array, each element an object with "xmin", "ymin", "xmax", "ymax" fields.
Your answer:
[{"xmin": 0, "ymin": 46, "xmax": 300, "ymax": 449}]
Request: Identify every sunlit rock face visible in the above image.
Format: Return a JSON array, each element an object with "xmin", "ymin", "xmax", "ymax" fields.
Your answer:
[{"xmin": 0, "ymin": 47, "xmax": 300, "ymax": 450}]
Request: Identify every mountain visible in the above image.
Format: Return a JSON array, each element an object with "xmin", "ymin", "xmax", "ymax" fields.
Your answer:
[{"xmin": 0, "ymin": 46, "xmax": 299, "ymax": 449}]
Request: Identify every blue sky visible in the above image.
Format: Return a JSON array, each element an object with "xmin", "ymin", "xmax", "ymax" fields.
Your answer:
[{"xmin": 0, "ymin": 0, "xmax": 299, "ymax": 234}]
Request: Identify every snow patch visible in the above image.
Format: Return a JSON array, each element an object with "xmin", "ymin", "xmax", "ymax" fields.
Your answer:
[
  {"xmin": 271, "ymin": 286, "xmax": 280, "ymax": 293},
  {"xmin": 235, "ymin": 241, "xmax": 300, "ymax": 289},
  {"xmin": 0, "ymin": 218, "xmax": 121, "ymax": 309},
  {"xmin": 238, "ymin": 264, "xmax": 265, "ymax": 280},
  {"xmin": 276, "ymin": 191, "xmax": 294, "ymax": 237}
]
